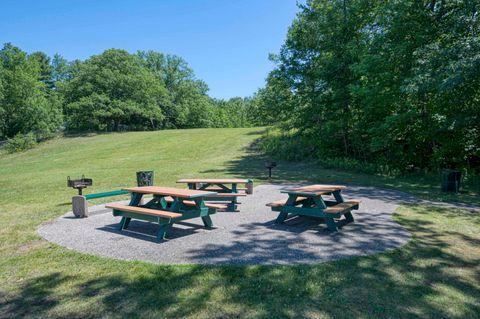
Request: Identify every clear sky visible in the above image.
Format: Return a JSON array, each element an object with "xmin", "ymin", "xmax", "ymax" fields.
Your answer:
[{"xmin": 0, "ymin": 0, "xmax": 300, "ymax": 99}]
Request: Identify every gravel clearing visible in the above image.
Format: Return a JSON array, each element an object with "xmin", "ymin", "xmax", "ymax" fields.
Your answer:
[{"xmin": 38, "ymin": 184, "xmax": 426, "ymax": 265}]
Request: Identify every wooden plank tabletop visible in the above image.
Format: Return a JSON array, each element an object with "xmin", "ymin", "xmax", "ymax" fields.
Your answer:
[
  {"xmin": 177, "ymin": 178, "xmax": 250, "ymax": 184},
  {"xmin": 282, "ymin": 184, "xmax": 346, "ymax": 196},
  {"xmin": 123, "ymin": 186, "xmax": 217, "ymax": 198}
]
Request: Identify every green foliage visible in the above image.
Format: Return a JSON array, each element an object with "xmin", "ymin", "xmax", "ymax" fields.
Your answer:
[
  {"xmin": 0, "ymin": 43, "xmax": 62, "ymax": 140},
  {"xmin": 0, "ymin": 43, "xmax": 259, "ymax": 142},
  {"xmin": 211, "ymin": 97, "xmax": 253, "ymax": 128},
  {"xmin": 260, "ymin": 129, "xmax": 315, "ymax": 161},
  {"xmin": 4, "ymin": 132, "xmax": 37, "ymax": 153},
  {"xmin": 137, "ymin": 50, "xmax": 214, "ymax": 128},
  {"xmin": 61, "ymin": 49, "xmax": 166, "ymax": 131},
  {"xmin": 257, "ymin": 0, "xmax": 480, "ymax": 174}
]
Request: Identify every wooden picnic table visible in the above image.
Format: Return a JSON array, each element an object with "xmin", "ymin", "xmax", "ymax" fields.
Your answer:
[
  {"xmin": 106, "ymin": 186, "xmax": 223, "ymax": 240},
  {"xmin": 177, "ymin": 178, "xmax": 253, "ymax": 211},
  {"xmin": 266, "ymin": 184, "xmax": 360, "ymax": 231},
  {"xmin": 177, "ymin": 178, "xmax": 252, "ymax": 193}
]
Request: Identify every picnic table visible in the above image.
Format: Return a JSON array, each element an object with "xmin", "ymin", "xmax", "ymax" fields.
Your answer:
[
  {"xmin": 266, "ymin": 184, "xmax": 360, "ymax": 231},
  {"xmin": 106, "ymin": 186, "xmax": 226, "ymax": 240},
  {"xmin": 177, "ymin": 178, "xmax": 252, "ymax": 193},
  {"xmin": 177, "ymin": 178, "xmax": 253, "ymax": 211}
]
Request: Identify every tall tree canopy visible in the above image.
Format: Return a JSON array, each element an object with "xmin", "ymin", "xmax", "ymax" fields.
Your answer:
[
  {"xmin": 0, "ymin": 43, "xmax": 62, "ymax": 140},
  {"xmin": 61, "ymin": 49, "xmax": 168, "ymax": 131},
  {"xmin": 259, "ymin": 0, "xmax": 480, "ymax": 173},
  {"xmin": 137, "ymin": 50, "xmax": 215, "ymax": 128}
]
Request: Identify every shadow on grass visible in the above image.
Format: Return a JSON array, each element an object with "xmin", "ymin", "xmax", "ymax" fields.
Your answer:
[
  {"xmin": 2, "ymin": 207, "xmax": 480, "ymax": 318},
  {"xmin": 201, "ymin": 139, "xmax": 480, "ymax": 206},
  {"xmin": 201, "ymin": 137, "xmax": 315, "ymax": 184},
  {"xmin": 62, "ymin": 131, "xmax": 128, "ymax": 138}
]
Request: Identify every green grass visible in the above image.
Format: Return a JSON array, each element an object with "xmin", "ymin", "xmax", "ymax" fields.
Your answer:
[{"xmin": 0, "ymin": 127, "xmax": 479, "ymax": 318}]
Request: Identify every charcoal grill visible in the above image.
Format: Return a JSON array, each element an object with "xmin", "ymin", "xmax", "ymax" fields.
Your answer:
[
  {"xmin": 67, "ymin": 175, "xmax": 93, "ymax": 195},
  {"xmin": 265, "ymin": 161, "xmax": 277, "ymax": 178}
]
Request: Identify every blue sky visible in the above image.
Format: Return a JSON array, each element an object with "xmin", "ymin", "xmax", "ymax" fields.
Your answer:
[{"xmin": 0, "ymin": 0, "xmax": 300, "ymax": 99}]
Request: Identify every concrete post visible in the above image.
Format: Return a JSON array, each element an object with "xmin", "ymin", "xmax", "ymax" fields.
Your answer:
[{"xmin": 72, "ymin": 195, "xmax": 88, "ymax": 218}]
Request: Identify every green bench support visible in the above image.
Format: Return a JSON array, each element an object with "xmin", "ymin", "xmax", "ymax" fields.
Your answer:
[
  {"xmin": 84, "ymin": 190, "xmax": 130, "ymax": 200},
  {"xmin": 205, "ymin": 195, "xmax": 242, "ymax": 211},
  {"xmin": 108, "ymin": 193, "xmax": 216, "ymax": 240},
  {"xmin": 72, "ymin": 190, "xmax": 131, "ymax": 218},
  {"xmin": 267, "ymin": 187, "xmax": 360, "ymax": 231}
]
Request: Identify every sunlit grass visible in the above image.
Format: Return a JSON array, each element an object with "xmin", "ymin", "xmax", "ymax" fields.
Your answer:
[{"xmin": 0, "ymin": 128, "xmax": 479, "ymax": 318}]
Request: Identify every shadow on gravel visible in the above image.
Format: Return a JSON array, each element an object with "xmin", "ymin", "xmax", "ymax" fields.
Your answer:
[
  {"xmin": 2, "ymin": 207, "xmax": 480, "ymax": 318},
  {"xmin": 201, "ymin": 139, "xmax": 480, "ymax": 210},
  {"xmin": 97, "ymin": 220, "xmax": 213, "ymax": 242},
  {"xmin": 180, "ymin": 214, "xmax": 410, "ymax": 265}
]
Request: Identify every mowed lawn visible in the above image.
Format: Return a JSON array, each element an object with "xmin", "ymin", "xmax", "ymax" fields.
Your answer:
[{"xmin": 0, "ymin": 128, "xmax": 479, "ymax": 318}]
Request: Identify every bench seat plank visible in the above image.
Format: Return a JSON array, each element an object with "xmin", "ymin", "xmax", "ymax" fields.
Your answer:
[
  {"xmin": 177, "ymin": 178, "xmax": 250, "ymax": 184},
  {"xmin": 163, "ymin": 197, "xmax": 228, "ymax": 210},
  {"xmin": 289, "ymin": 184, "xmax": 347, "ymax": 192},
  {"xmin": 323, "ymin": 200, "xmax": 361, "ymax": 214},
  {"xmin": 266, "ymin": 197, "xmax": 307, "ymax": 208},
  {"xmin": 281, "ymin": 185, "xmax": 346, "ymax": 196},
  {"xmin": 206, "ymin": 192, "xmax": 247, "ymax": 197},
  {"xmin": 123, "ymin": 186, "xmax": 216, "ymax": 198},
  {"xmin": 106, "ymin": 204, "xmax": 182, "ymax": 219}
]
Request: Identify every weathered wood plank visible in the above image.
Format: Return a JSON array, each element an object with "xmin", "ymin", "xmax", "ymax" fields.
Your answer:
[{"xmin": 106, "ymin": 204, "xmax": 182, "ymax": 218}]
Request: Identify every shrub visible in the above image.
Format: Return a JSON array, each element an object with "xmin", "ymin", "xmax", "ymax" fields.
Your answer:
[
  {"xmin": 315, "ymin": 157, "xmax": 378, "ymax": 175},
  {"xmin": 4, "ymin": 133, "xmax": 37, "ymax": 153},
  {"xmin": 260, "ymin": 129, "xmax": 315, "ymax": 161}
]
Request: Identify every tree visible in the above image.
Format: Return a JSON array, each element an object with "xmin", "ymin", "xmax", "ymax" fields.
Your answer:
[
  {"xmin": 51, "ymin": 53, "xmax": 71, "ymax": 85},
  {"xmin": 137, "ymin": 50, "xmax": 215, "ymax": 128},
  {"xmin": 62, "ymin": 49, "xmax": 167, "ymax": 131},
  {"xmin": 258, "ymin": 0, "xmax": 480, "ymax": 173},
  {"xmin": 0, "ymin": 43, "xmax": 62, "ymax": 140}
]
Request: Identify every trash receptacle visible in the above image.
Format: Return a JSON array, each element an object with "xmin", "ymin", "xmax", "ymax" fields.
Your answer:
[
  {"xmin": 136, "ymin": 171, "xmax": 154, "ymax": 187},
  {"xmin": 441, "ymin": 169, "xmax": 461, "ymax": 192},
  {"xmin": 246, "ymin": 179, "xmax": 254, "ymax": 194}
]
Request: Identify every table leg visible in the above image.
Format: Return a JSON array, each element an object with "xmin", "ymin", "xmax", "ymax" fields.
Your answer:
[
  {"xmin": 276, "ymin": 195, "xmax": 298, "ymax": 224},
  {"xmin": 275, "ymin": 211, "xmax": 289, "ymax": 223},
  {"xmin": 157, "ymin": 219, "xmax": 172, "ymax": 240},
  {"xmin": 325, "ymin": 217, "xmax": 338, "ymax": 231},
  {"xmin": 117, "ymin": 192, "xmax": 142, "ymax": 232},
  {"xmin": 213, "ymin": 183, "xmax": 230, "ymax": 192},
  {"xmin": 201, "ymin": 215, "xmax": 213, "ymax": 228},
  {"xmin": 118, "ymin": 217, "xmax": 126, "ymax": 230},
  {"xmin": 344, "ymin": 211, "xmax": 354, "ymax": 223},
  {"xmin": 129, "ymin": 192, "xmax": 143, "ymax": 206},
  {"xmin": 333, "ymin": 190, "xmax": 345, "ymax": 203},
  {"xmin": 123, "ymin": 218, "xmax": 131, "ymax": 229}
]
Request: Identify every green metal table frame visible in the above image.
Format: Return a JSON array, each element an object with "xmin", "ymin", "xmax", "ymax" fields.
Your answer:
[
  {"xmin": 112, "ymin": 192, "xmax": 216, "ymax": 240},
  {"xmin": 186, "ymin": 181, "xmax": 245, "ymax": 211},
  {"xmin": 272, "ymin": 189, "xmax": 357, "ymax": 231}
]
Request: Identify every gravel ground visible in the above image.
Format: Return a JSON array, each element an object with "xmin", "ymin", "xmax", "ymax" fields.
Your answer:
[{"xmin": 38, "ymin": 184, "xmax": 422, "ymax": 265}]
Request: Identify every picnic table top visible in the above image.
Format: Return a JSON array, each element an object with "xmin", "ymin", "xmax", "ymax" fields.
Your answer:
[
  {"xmin": 123, "ymin": 186, "xmax": 217, "ymax": 199},
  {"xmin": 177, "ymin": 178, "xmax": 250, "ymax": 184},
  {"xmin": 281, "ymin": 184, "xmax": 346, "ymax": 196}
]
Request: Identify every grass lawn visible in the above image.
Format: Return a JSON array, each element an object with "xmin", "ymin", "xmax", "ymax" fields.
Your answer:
[{"xmin": 0, "ymin": 127, "xmax": 479, "ymax": 318}]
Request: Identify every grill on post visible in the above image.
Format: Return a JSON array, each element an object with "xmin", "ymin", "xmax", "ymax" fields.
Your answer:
[
  {"xmin": 265, "ymin": 161, "xmax": 277, "ymax": 178},
  {"xmin": 67, "ymin": 175, "xmax": 93, "ymax": 195}
]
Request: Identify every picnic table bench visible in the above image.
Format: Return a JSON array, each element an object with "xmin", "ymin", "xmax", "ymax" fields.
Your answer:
[
  {"xmin": 177, "ymin": 178, "xmax": 253, "ymax": 211},
  {"xmin": 106, "ymin": 186, "xmax": 220, "ymax": 241},
  {"xmin": 266, "ymin": 184, "xmax": 360, "ymax": 231}
]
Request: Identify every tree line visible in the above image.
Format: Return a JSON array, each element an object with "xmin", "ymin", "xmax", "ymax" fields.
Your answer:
[
  {"xmin": 256, "ymin": 0, "xmax": 480, "ymax": 174},
  {"xmin": 0, "ymin": 43, "xmax": 263, "ymax": 149}
]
